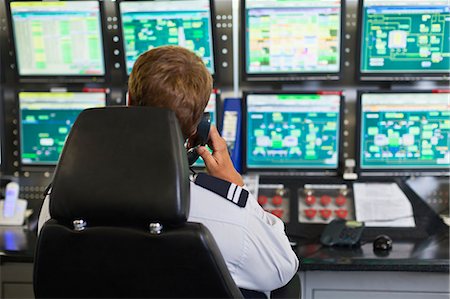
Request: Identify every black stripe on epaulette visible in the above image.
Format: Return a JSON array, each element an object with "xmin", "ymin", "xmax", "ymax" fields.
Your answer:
[{"xmin": 194, "ymin": 173, "xmax": 248, "ymax": 208}]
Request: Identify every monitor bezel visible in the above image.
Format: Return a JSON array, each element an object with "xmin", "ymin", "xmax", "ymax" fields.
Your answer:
[
  {"xmin": 356, "ymin": 89, "xmax": 450, "ymax": 176},
  {"xmin": 117, "ymin": 0, "xmax": 218, "ymax": 81},
  {"xmin": 242, "ymin": 90, "xmax": 344, "ymax": 175},
  {"xmin": 17, "ymin": 88, "xmax": 108, "ymax": 170},
  {"xmin": 356, "ymin": 0, "xmax": 450, "ymax": 82},
  {"xmin": 241, "ymin": 0, "xmax": 345, "ymax": 82},
  {"xmin": 6, "ymin": 0, "xmax": 110, "ymax": 83}
]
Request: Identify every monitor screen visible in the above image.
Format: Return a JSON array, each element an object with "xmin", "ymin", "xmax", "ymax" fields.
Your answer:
[
  {"xmin": 360, "ymin": 0, "xmax": 450, "ymax": 75},
  {"xmin": 245, "ymin": 93, "xmax": 341, "ymax": 170},
  {"xmin": 244, "ymin": 0, "xmax": 342, "ymax": 76},
  {"xmin": 19, "ymin": 92, "xmax": 106, "ymax": 165},
  {"xmin": 193, "ymin": 92, "xmax": 216, "ymax": 167},
  {"xmin": 120, "ymin": 0, "xmax": 215, "ymax": 74},
  {"xmin": 359, "ymin": 92, "xmax": 450, "ymax": 170},
  {"xmin": 10, "ymin": 1, "xmax": 105, "ymax": 76}
]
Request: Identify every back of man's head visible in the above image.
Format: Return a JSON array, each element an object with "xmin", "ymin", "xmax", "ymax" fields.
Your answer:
[{"xmin": 128, "ymin": 46, "xmax": 213, "ymax": 138}]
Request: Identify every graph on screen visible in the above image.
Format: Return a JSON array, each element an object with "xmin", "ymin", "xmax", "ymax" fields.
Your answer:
[
  {"xmin": 19, "ymin": 92, "xmax": 105, "ymax": 165},
  {"xmin": 246, "ymin": 93, "xmax": 341, "ymax": 169},
  {"xmin": 360, "ymin": 92, "xmax": 450, "ymax": 169},
  {"xmin": 360, "ymin": 0, "xmax": 450, "ymax": 74},
  {"xmin": 120, "ymin": 0, "xmax": 214, "ymax": 74},
  {"xmin": 10, "ymin": 1, "xmax": 105, "ymax": 76},
  {"xmin": 245, "ymin": 0, "xmax": 341, "ymax": 74}
]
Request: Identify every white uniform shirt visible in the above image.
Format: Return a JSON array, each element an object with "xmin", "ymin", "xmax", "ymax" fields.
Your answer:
[{"xmin": 38, "ymin": 181, "xmax": 299, "ymax": 293}]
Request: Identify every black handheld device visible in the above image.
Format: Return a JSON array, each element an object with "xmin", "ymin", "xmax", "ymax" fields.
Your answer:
[
  {"xmin": 187, "ymin": 112, "xmax": 211, "ymax": 166},
  {"xmin": 320, "ymin": 219, "xmax": 365, "ymax": 247}
]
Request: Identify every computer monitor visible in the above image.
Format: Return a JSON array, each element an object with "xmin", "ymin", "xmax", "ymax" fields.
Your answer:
[
  {"xmin": 244, "ymin": 92, "xmax": 342, "ymax": 172},
  {"xmin": 357, "ymin": 91, "xmax": 450, "ymax": 173},
  {"xmin": 19, "ymin": 91, "xmax": 106, "ymax": 165},
  {"xmin": 119, "ymin": 0, "xmax": 215, "ymax": 75},
  {"xmin": 243, "ymin": 0, "xmax": 343, "ymax": 81},
  {"xmin": 9, "ymin": 1, "xmax": 105, "ymax": 78},
  {"xmin": 358, "ymin": 0, "xmax": 450, "ymax": 81}
]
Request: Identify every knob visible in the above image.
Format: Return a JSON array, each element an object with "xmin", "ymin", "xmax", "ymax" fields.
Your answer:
[
  {"xmin": 258, "ymin": 195, "xmax": 268, "ymax": 206},
  {"xmin": 271, "ymin": 209, "xmax": 284, "ymax": 219},
  {"xmin": 304, "ymin": 208, "xmax": 317, "ymax": 219},
  {"xmin": 305, "ymin": 195, "xmax": 316, "ymax": 206},
  {"xmin": 320, "ymin": 195, "xmax": 332, "ymax": 206},
  {"xmin": 335, "ymin": 209, "xmax": 348, "ymax": 219},
  {"xmin": 272, "ymin": 195, "xmax": 283, "ymax": 206},
  {"xmin": 335, "ymin": 195, "xmax": 347, "ymax": 207},
  {"xmin": 319, "ymin": 209, "xmax": 332, "ymax": 220}
]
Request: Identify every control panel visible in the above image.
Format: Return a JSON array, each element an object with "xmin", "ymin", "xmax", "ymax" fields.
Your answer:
[
  {"xmin": 299, "ymin": 184, "xmax": 355, "ymax": 224},
  {"xmin": 257, "ymin": 184, "xmax": 290, "ymax": 223}
]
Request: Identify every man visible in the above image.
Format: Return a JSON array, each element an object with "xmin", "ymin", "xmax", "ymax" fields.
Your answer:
[{"xmin": 39, "ymin": 46, "xmax": 299, "ymax": 296}]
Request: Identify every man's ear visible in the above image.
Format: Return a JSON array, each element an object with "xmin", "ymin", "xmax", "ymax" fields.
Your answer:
[{"xmin": 186, "ymin": 129, "xmax": 198, "ymax": 148}]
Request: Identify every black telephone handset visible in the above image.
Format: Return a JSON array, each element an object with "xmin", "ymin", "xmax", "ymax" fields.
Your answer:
[
  {"xmin": 187, "ymin": 112, "xmax": 211, "ymax": 166},
  {"xmin": 320, "ymin": 219, "xmax": 365, "ymax": 247}
]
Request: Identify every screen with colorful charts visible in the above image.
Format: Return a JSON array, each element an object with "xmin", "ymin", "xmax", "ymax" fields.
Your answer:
[
  {"xmin": 360, "ymin": 92, "xmax": 450, "ymax": 169},
  {"xmin": 246, "ymin": 93, "xmax": 341, "ymax": 169},
  {"xmin": 193, "ymin": 92, "xmax": 216, "ymax": 167},
  {"xmin": 245, "ymin": 0, "xmax": 341, "ymax": 75},
  {"xmin": 10, "ymin": 1, "xmax": 105, "ymax": 76},
  {"xmin": 19, "ymin": 92, "xmax": 106, "ymax": 165},
  {"xmin": 360, "ymin": 0, "xmax": 450, "ymax": 74},
  {"xmin": 120, "ymin": 0, "xmax": 214, "ymax": 74}
]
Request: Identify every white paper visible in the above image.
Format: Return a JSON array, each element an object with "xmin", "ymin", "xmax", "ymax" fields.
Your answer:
[{"xmin": 353, "ymin": 182, "xmax": 415, "ymax": 227}]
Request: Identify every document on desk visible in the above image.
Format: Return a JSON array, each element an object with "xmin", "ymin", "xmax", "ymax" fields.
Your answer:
[{"xmin": 353, "ymin": 182, "xmax": 415, "ymax": 227}]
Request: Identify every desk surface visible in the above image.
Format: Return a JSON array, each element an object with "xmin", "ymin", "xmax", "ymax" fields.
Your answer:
[{"xmin": 293, "ymin": 232, "xmax": 449, "ymax": 272}]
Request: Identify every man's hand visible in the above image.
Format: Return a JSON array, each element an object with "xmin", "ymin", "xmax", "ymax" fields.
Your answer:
[{"xmin": 197, "ymin": 125, "xmax": 244, "ymax": 187}]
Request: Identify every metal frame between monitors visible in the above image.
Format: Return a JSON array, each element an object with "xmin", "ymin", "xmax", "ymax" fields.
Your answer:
[
  {"xmin": 116, "ymin": 0, "xmax": 219, "ymax": 82},
  {"xmin": 355, "ymin": 90, "xmax": 450, "ymax": 177},
  {"xmin": 5, "ymin": 0, "xmax": 110, "ymax": 83},
  {"xmin": 356, "ymin": 0, "xmax": 450, "ymax": 82},
  {"xmin": 0, "ymin": 87, "xmax": 4, "ymax": 173},
  {"xmin": 16, "ymin": 88, "xmax": 109, "ymax": 171},
  {"xmin": 241, "ymin": 0, "xmax": 345, "ymax": 82},
  {"xmin": 242, "ymin": 91, "xmax": 344, "ymax": 176}
]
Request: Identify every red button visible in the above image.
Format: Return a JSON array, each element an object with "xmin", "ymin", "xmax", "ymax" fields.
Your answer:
[
  {"xmin": 319, "ymin": 209, "xmax": 332, "ymax": 219},
  {"xmin": 258, "ymin": 195, "xmax": 268, "ymax": 206},
  {"xmin": 305, "ymin": 195, "xmax": 316, "ymax": 206},
  {"xmin": 271, "ymin": 209, "xmax": 284, "ymax": 219},
  {"xmin": 335, "ymin": 195, "xmax": 347, "ymax": 207},
  {"xmin": 335, "ymin": 209, "xmax": 348, "ymax": 219},
  {"xmin": 272, "ymin": 195, "xmax": 283, "ymax": 206},
  {"xmin": 320, "ymin": 195, "xmax": 332, "ymax": 206},
  {"xmin": 304, "ymin": 208, "xmax": 317, "ymax": 219}
]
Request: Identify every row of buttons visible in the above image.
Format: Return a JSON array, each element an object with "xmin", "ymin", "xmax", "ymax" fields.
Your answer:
[
  {"xmin": 304, "ymin": 208, "xmax": 349, "ymax": 220},
  {"xmin": 304, "ymin": 195, "xmax": 347, "ymax": 207}
]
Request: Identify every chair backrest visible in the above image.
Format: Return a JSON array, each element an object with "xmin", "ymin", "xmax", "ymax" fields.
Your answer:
[{"xmin": 34, "ymin": 107, "xmax": 243, "ymax": 298}]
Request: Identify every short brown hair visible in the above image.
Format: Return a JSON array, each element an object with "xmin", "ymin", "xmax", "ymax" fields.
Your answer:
[{"xmin": 128, "ymin": 46, "xmax": 213, "ymax": 138}]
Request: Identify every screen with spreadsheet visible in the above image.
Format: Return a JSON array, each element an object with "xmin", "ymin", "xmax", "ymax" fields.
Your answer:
[
  {"xmin": 360, "ymin": 0, "xmax": 450, "ymax": 74},
  {"xmin": 245, "ymin": 93, "xmax": 341, "ymax": 170},
  {"xmin": 244, "ymin": 0, "xmax": 341, "ymax": 75},
  {"xmin": 19, "ymin": 92, "xmax": 106, "ymax": 165},
  {"xmin": 120, "ymin": 0, "xmax": 214, "ymax": 74},
  {"xmin": 10, "ymin": 1, "xmax": 105, "ymax": 76},
  {"xmin": 359, "ymin": 92, "xmax": 450, "ymax": 170}
]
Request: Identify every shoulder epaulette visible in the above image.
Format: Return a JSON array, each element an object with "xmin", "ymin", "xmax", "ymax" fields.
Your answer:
[{"xmin": 194, "ymin": 173, "xmax": 248, "ymax": 208}]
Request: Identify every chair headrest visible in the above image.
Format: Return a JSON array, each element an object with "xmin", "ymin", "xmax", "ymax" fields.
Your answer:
[{"xmin": 50, "ymin": 107, "xmax": 190, "ymax": 228}]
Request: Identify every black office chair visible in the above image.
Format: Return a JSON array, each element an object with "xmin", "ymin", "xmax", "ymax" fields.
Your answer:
[{"xmin": 33, "ymin": 107, "xmax": 243, "ymax": 298}]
